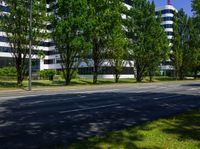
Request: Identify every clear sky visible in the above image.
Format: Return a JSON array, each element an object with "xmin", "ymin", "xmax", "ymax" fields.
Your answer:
[{"xmin": 149, "ymin": 0, "xmax": 193, "ymax": 16}]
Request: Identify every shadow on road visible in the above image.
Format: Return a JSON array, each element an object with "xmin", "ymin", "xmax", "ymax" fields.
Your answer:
[
  {"xmin": 182, "ymin": 83, "xmax": 200, "ymax": 87},
  {"xmin": 0, "ymin": 91, "xmax": 199, "ymax": 149}
]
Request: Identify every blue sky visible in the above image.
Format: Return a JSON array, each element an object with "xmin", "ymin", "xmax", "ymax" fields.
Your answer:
[{"xmin": 149, "ymin": 0, "xmax": 193, "ymax": 16}]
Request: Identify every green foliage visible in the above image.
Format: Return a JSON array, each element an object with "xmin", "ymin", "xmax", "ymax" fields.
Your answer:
[
  {"xmin": 171, "ymin": 9, "xmax": 200, "ymax": 79},
  {"xmin": 0, "ymin": 67, "xmax": 17, "ymax": 77},
  {"xmin": 192, "ymin": 0, "xmax": 200, "ymax": 17},
  {"xmin": 51, "ymin": 0, "xmax": 90, "ymax": 85},
  {"xmin": 191, "ymin": 0, "xmax": 200, "ymax": 78},
  {"xmin": 0, "ymin": 0, "xmax": 47, "ymax": 86},
  {"xmin": 37, "ymin": 50, "xmax": 46, "ymax": 60},
  {"xmin": 106, "ymin": 1, "xmax": 128, "ymax": 83},
  {"xmin": 125, "ymin": 0, "xmax": 169, "ymax": 82},
  {"xmin": 38, "ymin": 69, "xmax": 56, "ymax": 81},
  {"xmin": 87, "ymin": 0, "xmax": 125, "ymax": 84}
]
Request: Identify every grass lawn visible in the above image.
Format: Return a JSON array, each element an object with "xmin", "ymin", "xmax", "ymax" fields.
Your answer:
[
  {"xmin": 0, "ymin": 76, "xmax": 198, "ymax": 90},
  {"xmin": 0, "ymin": 78, "xmax": 137, "ymax": 90},
  {"xmin": 61, "ymin": 109, "xmax": 200, "ymax": 149}
]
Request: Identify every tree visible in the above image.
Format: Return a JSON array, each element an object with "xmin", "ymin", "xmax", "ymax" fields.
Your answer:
[
  {"xmin": 192, "ymin": 0, "xmax": 200, "ymax": 18},
  {"xmin": 0, "ymin": 0, "xmax": 47, "ymax": 86},
  {"xmin": 171, "ymin": 9, "xmax": 191, "ymax": 80},
  {"xmin": 170, "ymin": 12, "xmax": 182, "ymax": 79},
  {"xmin": 145, "ymin": 4, "xmax": 169, "ymax": 82},
  {"xmin": 107, "ymin": 25, "xmax": 127, "ymax": 83},
  {"xmin": 188, "ymin": 18, "xmax": 200, "ymax": 79},
  {"xmin": 106, "ymin": 1, "xmax": 127, "ymax": 83},
  {"xmin": 125, "ymin": 0, "xmax": 169, "ymax": 82},
  {"xmin": 87, "ymin": 0, "xmax": 120, "ymax": 84},
  {"xmin": 51, "ymin": 0, "xmax": 90, "ymax": 85},
  {"xmin": 38, "ymin": 69, "xmax": 56, "ymax": 81},
  {"xmin": 191, "ymin": 0, "xmax": 200, "ymax": 78}
]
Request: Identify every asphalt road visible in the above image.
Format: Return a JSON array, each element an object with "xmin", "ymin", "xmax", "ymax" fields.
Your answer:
[{"xmin": 0, "ymin": 81, "xmax": 200, "ymax": 149}]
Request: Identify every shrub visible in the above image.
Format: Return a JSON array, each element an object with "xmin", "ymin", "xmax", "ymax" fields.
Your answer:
[
  {"xmin": 38, "ymin": 69, "xmax": 56, "ymax": 81},
  {"xmin": 0, "ymin": 67, "xmax": 17, "ymax": 77}
]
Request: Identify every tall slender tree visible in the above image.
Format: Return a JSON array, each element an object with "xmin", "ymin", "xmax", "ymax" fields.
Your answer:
[
  {"xmin": 187, "ymin": 18, "xmax": 200, "ymax": 79},
  {"xmin": 107, "ymin": 25, "xmax": 127, "ymax": 83},
  {"xmin": 171, "ymin": 9, "xmax": 190, "ymax": 80},
  {"xmin": 125, "ymin": 0, "xmax": 169, "ymax": 82},
  {"xmin": 145, "ymin": 2, "xmax": 169, "ymax": 82},
  {"xmin": 106, "ymin": 0, "xmax": 127, "ymax": 83},
  {"xmin": 87, "ymin": 0, "xmax": 121, "ymax": 84},
  {"xmin": 191, "ymin": 0, "xmax": 200, "ymax": 78},
  {"xmin": 0, "ymin": 0, "xmax": 47, "ymax": 86},
  {"xmin": 51, "ymin": 0, "xmax": 90, "ymax": 85}
]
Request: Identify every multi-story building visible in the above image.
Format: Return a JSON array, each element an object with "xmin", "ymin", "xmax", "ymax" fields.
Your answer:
[
  {"xmin": 0, "ymin": 0, "xmax": 134, "ymax": 78},
  {"xmin": 155, "ymin": 0, "xmax": 178, "ymax": 76},
  {"xmin": 0, "ymin": 0, "xmax": 178, "ymax": 78},
  {"xmin": 156, "ymin": 0, "xmax": 178, "ymax": 43},
  {"xmin": 0, "ymin": 1, "xmax": 50, "ymax": 72}
]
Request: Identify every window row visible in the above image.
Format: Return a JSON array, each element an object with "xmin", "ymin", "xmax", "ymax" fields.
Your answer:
[
  {"xmin": 156, "ymin": 9, "xmax": 175, "ymax": 15},
  {"xmin": 163, "ymin": 17, "xmax": 173, "ymax": 21},
  {"xmin": 0, "ymin": 36, "xmax": 54, "ymax": 47},
  {"xmin": 0, "ymin": 46, "xmax": 57, "ymax": 56},
  {"xmin": 162, "ymin": 24, "xmax": 173, "ymax": 28},
  {"xmin": 78, "ymin": 67, "xmax": 134, "ymax": 75}
]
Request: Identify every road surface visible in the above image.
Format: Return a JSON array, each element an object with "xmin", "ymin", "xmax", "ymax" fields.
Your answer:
[{"xmin": 0, "ymin": 81, "xmax": 200, "ymax": 149}]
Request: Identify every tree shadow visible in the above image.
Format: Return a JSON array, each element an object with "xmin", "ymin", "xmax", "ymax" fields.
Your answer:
[
  {"xmin": 182, "ymin": 83, "xmax": 200, "ymax": 87},
  {"xmin": 161, "ymin": 109, "xmax": 200, "ymax": 142},
  {"xmin": 0, "ymin": 91, "xmax": 200, "ymax": 149}
]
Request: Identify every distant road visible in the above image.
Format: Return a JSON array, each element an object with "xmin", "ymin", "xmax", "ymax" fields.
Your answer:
[{"xmin": 0, "ymin": 81, "xmax": 200, "ymax": 149}]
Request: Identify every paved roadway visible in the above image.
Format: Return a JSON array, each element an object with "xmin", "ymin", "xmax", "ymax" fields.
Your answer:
[{"xmin": 0, "ymin": 81, "xmax": 200, "ymax": 149}]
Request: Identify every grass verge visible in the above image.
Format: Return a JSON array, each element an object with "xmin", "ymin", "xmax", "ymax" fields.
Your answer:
[
  {"xmin": 61, "ymin": 109, "xmax": 200, "ymax": 149},
  {"xmin": 0, "ymin": 76, "xmax": 199, "ymax": 90},
  {"xmin": 0, "ymin": 78, "xmax": 136, "ymax": 90}
]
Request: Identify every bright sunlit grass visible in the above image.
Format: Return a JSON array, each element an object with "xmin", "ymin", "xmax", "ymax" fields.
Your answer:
[{"xmin": 62, "ymin": 109, "xmax": 200, "ymax": 149}]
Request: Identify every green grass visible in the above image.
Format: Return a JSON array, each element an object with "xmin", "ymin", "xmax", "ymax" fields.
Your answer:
[
  {"xmin": 61, "ymin": 109, "xmax": 200, "ymax": 149},
  {"xmin": 0, "ymin": 78, "xmax": 137, "ymax": 90},
  {"xmin": 0, "ymin": 76, "xmax": 199, "ymax": 90}
]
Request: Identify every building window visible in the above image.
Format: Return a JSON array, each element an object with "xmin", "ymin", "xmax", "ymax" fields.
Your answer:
[
  {"xmin": 163, "ymin": 17, "xmax": 173, "ymax": 21},
  {"xmin": 44, "ymin": 59, "xmax": 55, "ymax": 64},
  {"xmin": 166, "ymin": 32, "xmax": 173, "ymax": 36},
  {"xmin": 163, "ymin": 24, "xmax": 173, "ymax": 28}
]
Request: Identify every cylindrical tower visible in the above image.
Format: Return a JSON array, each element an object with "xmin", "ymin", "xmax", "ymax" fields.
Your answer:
[{"xmin": 168, "ymin": 0, "xmax": 171, "ymax": 5}]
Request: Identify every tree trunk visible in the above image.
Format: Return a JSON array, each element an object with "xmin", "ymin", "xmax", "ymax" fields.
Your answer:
[
  {"xmin": 175, "ymin": 70, "xmax": 178, "ymax": 80},
  {"xmin": 115, "ymin": 73, "xmax": 119, "ymax": 83},
  {"xmin": 149, "ymin": 71, "xmax": 153, "ymax": 82},
  {"xmin": 17, "ymin": 73, "xmax": 23, "ymax": 87},
  {"xmin": 194, "ymin": 69, "xmax": 198, "ymax": 80},
  {"xmin": 65, "ymin": 68, "xmax": 71, "ymax": 85},
  {"xmin": 149, "ymin": 75, "xmax": 153, "ymax": 82},
  {"xmin": 93, "ymin": 71, "xmax": 98, "ymax": 84},
  {"xmin": 16, "ymin": 56, "xmax": 24, "ymax": 87},
  {"xmin": 179, "ymin": 68, "xmax": 184, "ymax": 80},
  {"xmin": 136, "ymin": 76, "xmax": 142, "ymax": 82},
  {"xmin": 93, "ymin": 61, "xmax": 98, "ymax": 84},
  {"xmin": 93, "ymin": 37, "xmax": 99, "ymax": 84},
  {"xmin": 136, "ymin": 66, "xmax": 143, "ymax": 82}
]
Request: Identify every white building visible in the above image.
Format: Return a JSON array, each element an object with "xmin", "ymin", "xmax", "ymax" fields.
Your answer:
[
  {"xmin": 155, "ymin": 0, "xmax": 178, "ymax": 76},
  {"xmin": 0, "ymin": 0, "xmax": 134, "ymax": 79},
  {"xmin": 0, "ymin": 0, "xmax": 178, "ymax": 78}
]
